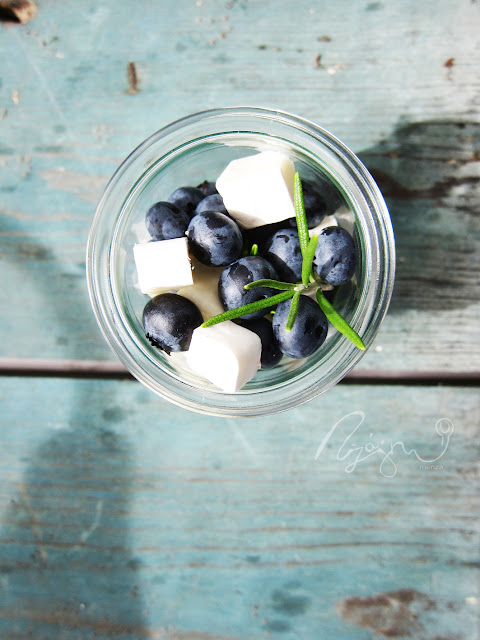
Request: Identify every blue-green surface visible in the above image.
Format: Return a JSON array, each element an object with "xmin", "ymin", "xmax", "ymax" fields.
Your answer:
[
  {"xmin": 0, "ymin": 378, "xmax": 479, "ymax": 639},
  {"xmin": 0, "ymin": 0, "xmax": 479, "ymax": 367},
  {"xmin": 0, "ymin": 0, "xmax": 479, "ymax": 637}
]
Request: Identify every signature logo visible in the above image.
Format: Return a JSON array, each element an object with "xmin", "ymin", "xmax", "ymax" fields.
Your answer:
[{"xmin": 314, "ymin": 411, "xmax": 454, "ymax": 477}]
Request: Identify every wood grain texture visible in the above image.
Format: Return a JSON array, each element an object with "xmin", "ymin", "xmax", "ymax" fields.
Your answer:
[
  {"xmin": 0, "ymin": 0, "xmax": 479, "ymax": 370},
  {"xmin": 1, "ymin": 5, "xmax": 478, "ymax": 638},
  {"xmin": 0, "ymin": 378, "xmax": 478, "ymax": 639}
]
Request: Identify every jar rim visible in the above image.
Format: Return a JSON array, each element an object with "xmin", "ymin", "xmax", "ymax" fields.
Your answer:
[{"xmin": 86, "ymin": 107, "xmax": 395, "ymax": 417}]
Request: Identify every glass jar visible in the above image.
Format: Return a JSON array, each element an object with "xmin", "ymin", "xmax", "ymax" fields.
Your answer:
[{"xmin": 86, "ymin": 107, "xmax": 395, "ymax": 417}]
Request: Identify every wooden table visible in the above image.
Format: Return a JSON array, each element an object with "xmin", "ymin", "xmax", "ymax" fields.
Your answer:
[{"xmin": 1, "ymin": 1, "xmax": 479, "ymax": 638}]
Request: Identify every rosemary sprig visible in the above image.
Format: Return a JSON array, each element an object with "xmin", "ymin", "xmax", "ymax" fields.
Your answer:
[
  {"xmin": 286, "ymin": 291, "xmax": 301, "ymax": 331},
  {"xmin": 200, "ymin": 172, "xmax": 365, "ymax": 351},
  {"xmin": 244, "ymin": 279, "xmax": 299, "ymax": 291},
  {"xmin": 294, "ymin": 172, "xmax": 310, "ymax": 258},
  {"xmin": 201, "ymin": 290, "xmax": 294, "ymax": 328},
  {"xmin": 301, "ymin": 234, "xmax": 318, "ymax": 287},
  {"xmin": 316, "ymin": 289, "xmax": 366, "ymax": 350}
]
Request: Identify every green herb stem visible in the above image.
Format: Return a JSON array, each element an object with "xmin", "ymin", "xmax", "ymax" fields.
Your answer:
[
  {"xmin": 286, "ymin": 291, "xmax": 301, "ymax": 331},
  {"xmin": 201, "ymin": 290, "xmax": 295, "ymax": 328},
  {"xmin": 315, "ymin": 290, "xmax": 366, "ymax": 350},
  {"xmin": 294, "ymin": 172, "xmax": 310, "ymax": 258},
  {"xmin": 244, "ymin": 279, "xmax": 298, "ymax": 291},
  {"xmin": 200, "ymin": 174, "xmax": 364, "ymax": 350},
  {"xmin": 302, "ymin": 234, "xmax": 318, "ymax": 287}
]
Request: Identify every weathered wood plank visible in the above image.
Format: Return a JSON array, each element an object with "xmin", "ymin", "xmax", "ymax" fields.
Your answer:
[
  {"xmin": 0, "ymin": 378, "xmax": 478, "ymax": 639},
  {"xmin": 0, "ymin": 0, "xmax": 479, "ymax": 369}
]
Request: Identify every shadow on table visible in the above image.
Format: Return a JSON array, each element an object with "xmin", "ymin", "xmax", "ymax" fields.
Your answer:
[
  {"xmin": 0, "ymin": 408, "xmax": 148, "ymax": 639},
  {"xmin": 358, "ymin": 119, "xmax": 479, "ymax": 313},
  {"xmin": 0, "ymin": 156, "xmax": 152, "ymax": 637}
]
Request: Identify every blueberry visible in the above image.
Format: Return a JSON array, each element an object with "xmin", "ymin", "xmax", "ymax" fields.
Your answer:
[
  {"xmin": 197, "ymin": 180, "xmax": 218, "ymax": 197},
  {"xmin": 195, "ymin": 193, "xmax": 228, "ymax": 216},
  {"xmin": 145, "ymin": 201, "xmax": 190, "ymax": 241},
  {"xmin": 238, "ymin": 318, "xmax": 282, "ymax": 369},
  {"xmin": 273, "ymin": 295, "xmax": 328, "ymax": 359},
  {"xmin": 187, "ymin": 211, "xmax": 243, "ymax": 267},
  {"xmin": 218, "ymin": 255, "xmax": 278, "ymax": 320},
  {"xmin": 263, "ymin": 228, "xmax": 303, "ymax": 283},
  {"xmin": 313, "ymin": 226, "xmax": 356, "ymax": 286},
  {"xmin": 168, "ymin": 186, "xmax": 205, "ymax": 216},
  {"xmin": 245, "ymin": 220, "xmax": 288, "ymax": 254},
  {"xmin": 143, "ymin": 293, "xmax": 203, "ymax": 355}
]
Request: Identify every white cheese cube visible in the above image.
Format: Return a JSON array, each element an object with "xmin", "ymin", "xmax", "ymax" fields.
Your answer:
[
  {"xmin": 133, "ymin": 237, "xmax": 193, "ymax": 296},
  {"xmin": 216, "ymin": 151, "xmax": 295, "ymax": 229},
  {"xmin": 187, "ymin": 321, "xmax": 262, "ymax": 392},
  {"xmin": 177, "ymin": 261, "xmax": 225, "ymax": 320}
]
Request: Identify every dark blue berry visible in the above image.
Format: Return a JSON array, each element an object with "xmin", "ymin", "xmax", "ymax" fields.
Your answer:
[
  {"xmin": 145, "ymin": 201, "xmax": 190, "ymax": 241},
  {"xmin": 195, "ymin": 193, "xmax": 228, "ymax": 216},
  {"xmin": 263, "ymin": 228, "xmax": 303, "ymax": 283},
  {"xmin": 197, "ymin": 180, "xmax": 218, "ymax": 197},
  {"xmin": 313, "ymin": 226, "xmax": 356, "ymax": 286},
  {"xmin": 245, "ymin": 221, "xmax": 288, "ymax": 254},
  {"xmin": 143, "ymin": 293, "xmax": 203, "ymax": 355},
  {"xmin": 168, "ymin": 186, "xmax": 205, "ymax": 216},
  {"xmin": 218, "ymin": 256, "xmax": 278, "ymax": 320},
  {"xmin": 187, "ymin": 211, "xmax": 243, "ymax": 267},
  {"xmin": 273, "ymin": 295, "xmax": 328, "ymax": 359},
  {"xmin": 238, "ymin": 318, "xmax": 282, "ymax": 369}
]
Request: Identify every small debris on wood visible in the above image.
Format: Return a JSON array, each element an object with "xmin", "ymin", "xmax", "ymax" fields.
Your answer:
[
  {"xmin": 0, "ymin": 0, "xmax": 37, "ymax": 23},
  {"xmin": 327, "ymin": 63, "xmax": 346, "ymax": 74},
  {"xmin": 314, "ymin": 53, "xmax": 324, "ymax": 69},
  {"xmin": 11, "ymin": 89, "xmax": 20, "ymax": 104},
  {"xmin": 127, "ymin": 61, "xmax": 140, "ymax": 95},
  {"xmin": 20, "ymin": 153, "xmax": 32, "ymax": 178},
  {"xmin": 337, "ymin": 589, "xmax": 436, "ymax": 638},
  {"xmin": 317, "ymin": 35, "xmax": 332, "ymax": 42},
  {"xmin": 444, "ymin": 57, "xmax": 454, "ymax": 81}
]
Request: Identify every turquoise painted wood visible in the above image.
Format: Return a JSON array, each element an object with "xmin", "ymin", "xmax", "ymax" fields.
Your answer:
[
  {"xmin": 0, "ymin": 378, "xmax": 478, "ymax": 639},
  {"xmin": 0, "ymin": 2, "xmax": 479, "ymax": 638},
  {"xmin": 0, "ymin": 0, "xmax": 479, "ymax": 370}
]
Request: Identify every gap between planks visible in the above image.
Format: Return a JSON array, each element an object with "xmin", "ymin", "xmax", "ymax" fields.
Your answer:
[{"xmin": 0, "ymin": 358, "xmax": 479, "ymax": 386}]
